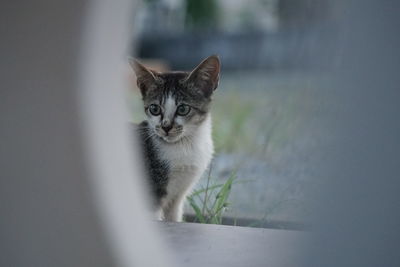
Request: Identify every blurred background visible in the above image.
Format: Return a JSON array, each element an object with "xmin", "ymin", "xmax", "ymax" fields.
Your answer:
[
  {"xmin": 2, "ymin": 1, "xmax": 400, "ymax": 266},
  {"xmin": 129, "ymin": 0, "xmax": 335, "ymax": 228}
]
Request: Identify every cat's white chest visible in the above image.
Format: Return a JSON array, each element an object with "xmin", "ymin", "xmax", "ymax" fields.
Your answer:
[
  {"xmin": 158, "ymin": 117, "xmax": 213, "ymax": 199},
  {"xmin": 162, "ymin": 134, "xmax": 213, "ymax": 173}
]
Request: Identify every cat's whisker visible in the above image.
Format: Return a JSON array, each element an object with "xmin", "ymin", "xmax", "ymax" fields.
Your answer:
[{"xmin": 143, "ymin": 131, "xmax": 158, "ymax": 143}]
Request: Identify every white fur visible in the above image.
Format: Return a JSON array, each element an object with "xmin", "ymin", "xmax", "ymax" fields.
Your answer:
[
  {"xmin": 163, "ymin": 95, "xmax": 176, "ymax": 122},
  {"xmin": 154, "ymin": 115, "xmax": 213, "ymax": 221}
]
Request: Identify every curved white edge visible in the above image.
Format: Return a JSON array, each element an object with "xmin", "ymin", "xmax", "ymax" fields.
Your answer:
[{"xmin": 77, "ymin": 1, "xmax": 175, "ymax": 266}]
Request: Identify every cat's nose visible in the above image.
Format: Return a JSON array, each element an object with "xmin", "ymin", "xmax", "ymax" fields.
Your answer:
[{"xmin": 161, "ymin": 124, "xmax": 173, "ymax": 134}]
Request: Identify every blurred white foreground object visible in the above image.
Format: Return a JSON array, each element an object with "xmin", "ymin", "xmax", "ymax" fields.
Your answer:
[{"xmin": 0, "ymin": 1, "xmax": 173, "ymax": 266}]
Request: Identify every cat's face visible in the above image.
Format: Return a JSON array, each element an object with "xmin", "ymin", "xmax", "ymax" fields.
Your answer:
[{"xmin": 132, "ymin": 56, "xmax": 220, "ymax": 143}]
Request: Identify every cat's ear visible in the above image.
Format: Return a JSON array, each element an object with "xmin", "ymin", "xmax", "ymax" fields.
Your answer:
[
  {"xmin": 129, "ymin": 58, "xmax": 157, "ymax": 96},
  {"xmin": 185, "ymin": 55, "xmax": 220, "ymax": 98}
]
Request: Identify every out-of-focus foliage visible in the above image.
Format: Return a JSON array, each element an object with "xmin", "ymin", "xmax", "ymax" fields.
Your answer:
[{"xmin": 185, "ymin": 0, "xmax": 218, "ymax": 30}]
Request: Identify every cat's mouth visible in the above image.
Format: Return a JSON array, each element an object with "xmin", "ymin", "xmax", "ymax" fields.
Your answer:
[
  {"xmin": 161, "ymin": 135, "xmax": 182, "ymax": 143},
  {"xmin": 155, "ymin": 129, "xmax": 184, "ymax": 143}
]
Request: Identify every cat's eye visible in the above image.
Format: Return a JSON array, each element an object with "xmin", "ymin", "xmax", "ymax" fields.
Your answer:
[
  {"xmin": 176, "ymin": 104, "xmax": 191, "ymax": 116},
  {"xmin": 149, "ymin": 104, "xmax": 161, "ymax": 116}
]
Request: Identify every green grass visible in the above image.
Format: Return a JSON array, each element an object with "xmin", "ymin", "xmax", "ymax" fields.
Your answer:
[
  {"xmin": 211, "ymin": 82, "xmax": 312, "ymax": 159},
  {"xmin": 212, "ymin": 93, "xmax": 256, "ymax": 153},
  {"xmin": 186, "ymin": 167, "xmax": 236, "ymax": 224}
]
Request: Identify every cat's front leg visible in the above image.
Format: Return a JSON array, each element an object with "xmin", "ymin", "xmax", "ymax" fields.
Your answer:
[{"xmin": 162, "ymin": 196, "xmax": 185, "ymax": 222}]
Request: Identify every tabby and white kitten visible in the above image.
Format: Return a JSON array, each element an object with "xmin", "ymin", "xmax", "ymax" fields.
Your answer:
[{"xmin": 131, "ymin": 55, "xmax": 220, "ymax": 222}]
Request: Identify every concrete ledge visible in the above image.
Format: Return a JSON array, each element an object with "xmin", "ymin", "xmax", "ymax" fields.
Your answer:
[{"xmin": 158, "ymin": 222, "xmax": 307, "ymax": 267}]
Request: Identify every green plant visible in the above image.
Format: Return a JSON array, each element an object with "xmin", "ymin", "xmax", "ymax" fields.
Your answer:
[
  {"xmin": 185, "ymin": 0, "xmax": 218, "ymax": 30},
  {"xmin": 186, "ymin": 169, "xmax": 236, "ymax": 224}
]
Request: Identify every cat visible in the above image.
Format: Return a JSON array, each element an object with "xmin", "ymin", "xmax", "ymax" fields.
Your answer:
[{"xmin": 130, "ymin": 55, "xmax": 220, "ymax": 222}]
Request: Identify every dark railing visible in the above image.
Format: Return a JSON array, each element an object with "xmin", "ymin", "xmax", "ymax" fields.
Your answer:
[{"xmin": 135, "ymin": 28, "xmax": 335, "ymax": 71}]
